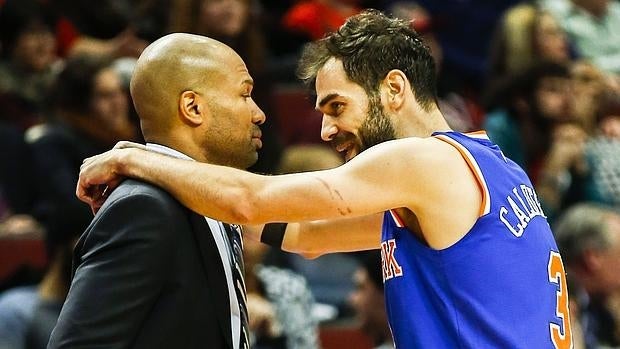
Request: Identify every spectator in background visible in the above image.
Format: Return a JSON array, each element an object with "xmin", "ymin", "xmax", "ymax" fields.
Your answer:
[
  {"xmin": 583, "ymin": 93, "xmax": 620, "ymax": 207},
  {"xmin": 349, "ymin": 251, "xmax": 393, "ymax": 349},
  {"xmin": 0, "ymin": 227, "xmax": 80, "ymax": 349},
  {"xmin": 244, "ymin": 238, "xmax": 319, "ymax": 349},
  {"xmin": 483, "ymin": 61, "xmax": 575, "ymax": 181},
  {"xmin": 486, "ymin": 3, "xmax": 572, "ymax": 96},
  {"xmin": 0, "ymin": 123, "xmax": 40, "ymax": 237},
  {"xmin": 168, "ymin": 0, "xmax": 264, "ymax": 76},
  {"xmin": 0, "ymin": 211, "xmax": 79, "ymax": 349},
  {"xmin": 0, "ymin": 0, "xmax": 61, "ymax": 131},
  {"xmin": 536, "ymin": 121, "xmax": 589, "ymax": 221},
  {"xmin": 0, "ymin": 177, "xmax": 81, "ymax": 349},
  {"xmin": 554, "ymin": 203, "xmax": 620, "ymax": 348},
  {"xmin": 550, "ymin": 0, "xmax": 620, "ymax": 75},
  {"xmin": 0, "ymin": 122, "xmax": 44, "ymax": 295},
  {"xmin": 570, "ymin": 60, "xmax": 614, "ymax": 134},
  {"xmin": 536, "ymin": 74, "xmax": 620, "ymax": 220},
  {"xmin": 167, "ymin": 0, "xmax": 282, "ymax": 173},
  {"xmin": 26, "ymin": 54, "xmax": 138, "ymax": 254}
]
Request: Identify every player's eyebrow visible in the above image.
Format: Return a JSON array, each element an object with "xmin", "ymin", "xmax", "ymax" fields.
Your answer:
[{"xmin": 316, "ymin": 93, "xmax": 340, "ymax": 110}]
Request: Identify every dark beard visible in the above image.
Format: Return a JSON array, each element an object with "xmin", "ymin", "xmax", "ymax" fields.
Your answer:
[{"xmin": 358, "ymin": 95, "xmax": 396, "ymax": 151}]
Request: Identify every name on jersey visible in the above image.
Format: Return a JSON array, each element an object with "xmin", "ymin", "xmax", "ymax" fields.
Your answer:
[
  {"xmin": 381, "ymin": 239, "xmax": 403, "ymax": 281},
  {"xmin": 499, "ymin": 184, "xmax": 546, "ymax": 237}
]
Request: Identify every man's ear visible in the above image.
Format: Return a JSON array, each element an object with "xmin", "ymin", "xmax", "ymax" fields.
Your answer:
[
  {"xmin": 179, "ymin": 90, "xmax": 205, "ymax": 126},
  {"xmin": 383, "ymin": 69, "xmax": 407, "ymax": 110}
]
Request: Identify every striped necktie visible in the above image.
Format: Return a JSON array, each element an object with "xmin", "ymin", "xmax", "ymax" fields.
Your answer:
[{"xmin": 224, "ymin": 223, "xmax": 249, "ymax": 349}]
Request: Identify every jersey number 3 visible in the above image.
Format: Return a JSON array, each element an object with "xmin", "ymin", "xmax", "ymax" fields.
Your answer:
[{"xmin": 548, "ymin": 251, "xmax": 573, "ymax": 349}]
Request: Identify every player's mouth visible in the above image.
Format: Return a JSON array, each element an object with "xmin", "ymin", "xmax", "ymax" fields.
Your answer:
[{"xmin": 335, "ymin": 141, "xmax": 356, "ymax": 161}]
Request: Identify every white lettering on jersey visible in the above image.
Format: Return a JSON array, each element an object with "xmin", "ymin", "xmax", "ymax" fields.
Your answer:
[
  {"xmin": 381, "ymin": 239, "xmax": 403, "ymax": 281},
  {"xmin": 499, "ymin": 184, "xmax": 547, "ymax": 237}
]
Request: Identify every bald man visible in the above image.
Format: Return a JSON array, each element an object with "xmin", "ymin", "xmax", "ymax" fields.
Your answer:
[{"xmin": 48, "ymin": 34, "xmax": 265, "ymax": 349}]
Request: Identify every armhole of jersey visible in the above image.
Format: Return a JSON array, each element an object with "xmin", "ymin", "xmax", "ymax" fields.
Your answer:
[
  {"xmin": 389, "ymin": 209, "xmax": 406, "ymax": 228},
  {"xmin": 433, "ymin": 135, "xmax": 491, "ymax": 217}
]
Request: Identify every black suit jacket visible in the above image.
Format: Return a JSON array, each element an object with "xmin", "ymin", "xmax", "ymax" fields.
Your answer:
[{"xmin": 48, "ymin": 179, "xmax": 233, "ymax": 349}]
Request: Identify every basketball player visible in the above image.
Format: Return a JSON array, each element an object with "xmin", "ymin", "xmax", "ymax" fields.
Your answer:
[{"xmin": 77, "ymin": 10, "xmax": 572, "ymax": 348}]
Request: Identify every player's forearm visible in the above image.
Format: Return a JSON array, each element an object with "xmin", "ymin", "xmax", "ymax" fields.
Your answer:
[
  {"xmin": 118, "ymin": 148, "xmax": 261, "ymax": 223},
  {"xmin": 281, "ymin": 215, "xmax": 382, "ymax": 257}
]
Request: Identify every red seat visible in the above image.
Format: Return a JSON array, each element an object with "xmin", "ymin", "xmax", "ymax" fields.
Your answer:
[
  {"xmin": 319, "ymin": 324, "xmax": 374, "ymax": 349},
  {"xmin": 271, "ymin": 84, "xmax": 323, "ymax": 146},
  {"xmin": 0, "ymin": 237, "xmax": 47, "ymax": 282}
]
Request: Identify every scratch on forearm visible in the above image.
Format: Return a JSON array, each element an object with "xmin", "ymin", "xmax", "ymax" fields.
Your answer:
[
  {"xmin": 314, "ymin": 176, "xmax": 352, "ymax": 216},
  {"xmin": 314, "ymin": 176, "xmax": 334, "ymax": 199}
]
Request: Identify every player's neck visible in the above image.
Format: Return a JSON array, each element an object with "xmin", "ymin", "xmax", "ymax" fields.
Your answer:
[{"xmin": 397, "ymin": 108, "xmax": 451, "ymax": 138}]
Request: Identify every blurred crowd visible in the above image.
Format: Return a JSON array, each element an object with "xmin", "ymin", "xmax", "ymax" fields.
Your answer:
[{"xmin": 0, "ymin": 0, "xmax": 619, "ymax": 348}]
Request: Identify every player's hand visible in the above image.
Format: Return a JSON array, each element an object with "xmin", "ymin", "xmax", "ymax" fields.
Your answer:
[{"xmin": 77, "ymin": 148, "xmax": 129, "ymax": 214}]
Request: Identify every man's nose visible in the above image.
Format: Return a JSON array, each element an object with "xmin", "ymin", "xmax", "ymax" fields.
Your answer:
[
  {"xmin": 321, "ymin": 115, "xmax": 338, "ymax": 141},
  {"xmin": 253, "ymin": 102, "xmax": 266, "ymax": 125}
]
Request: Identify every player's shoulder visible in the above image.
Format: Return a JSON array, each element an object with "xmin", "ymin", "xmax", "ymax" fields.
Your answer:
[
  {"xmin": 351, "ymin": 137, "xmax": 458, "ymax": 182},
  {"xmin": 371, "ymin": 136, "xmax": 459, "ymax": 163},
  {"xmin": 365, "ymin": 136, "xmax": 440, "ymax": 154}
]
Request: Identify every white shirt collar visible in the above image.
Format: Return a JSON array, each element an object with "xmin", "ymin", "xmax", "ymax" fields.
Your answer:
[{"xmin": 146, "ymin": 143, "xmax": 194, "ymax": 161}]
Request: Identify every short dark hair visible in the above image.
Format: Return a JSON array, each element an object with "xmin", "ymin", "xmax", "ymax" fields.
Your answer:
[
  {"xmin": 553, "ymin": 203, "xmax": 619, "ymax": 265},
  {"xmin": 297, "ymin": 9, "xmax": 438, "ymax": 111},
  {"xmin": 49, "ymin": 55, "xmax": 114, "ymax": 115}
]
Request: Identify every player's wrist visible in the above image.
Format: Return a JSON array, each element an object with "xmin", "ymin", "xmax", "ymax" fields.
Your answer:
[{"xmin": 115, "ymin": 148, "xmax": 138, "ymax": 177}]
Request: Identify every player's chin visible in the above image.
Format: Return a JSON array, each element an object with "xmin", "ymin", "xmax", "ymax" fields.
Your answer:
[{"xmin": 344, "ymin": 147, "xmax": 360, "ymax": 162}]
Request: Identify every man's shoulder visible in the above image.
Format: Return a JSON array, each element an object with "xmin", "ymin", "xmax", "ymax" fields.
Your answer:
[
  {"xmin": 78, "ymin": 180, "xmax": 193, "ymax": 249},
  {"xmin": 107, "ymin": 179, "xmax": 176, "ymax": 203},
  {"xmin": 96, "ymin": 179, "xmax": 186, "ymax": 219}
]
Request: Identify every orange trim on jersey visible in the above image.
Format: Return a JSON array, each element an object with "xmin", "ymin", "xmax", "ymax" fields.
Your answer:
[
  {"xmin": 434, "ymin": 135, "xmax": 491, "ymax": 217},
  {"xmin": 389, "ymin": 209, "xmax": 406, "ymax": 228}
]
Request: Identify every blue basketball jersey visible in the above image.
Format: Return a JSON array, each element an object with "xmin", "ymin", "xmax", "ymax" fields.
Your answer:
[{"xmin": 381, "ymin": 131, "xmax": 572, "ymax": 348}]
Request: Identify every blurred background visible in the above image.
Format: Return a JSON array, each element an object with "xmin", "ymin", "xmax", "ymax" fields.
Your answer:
[{"xmin": 0, "ymin": 0, "xmax": 619, "ymax": 348}]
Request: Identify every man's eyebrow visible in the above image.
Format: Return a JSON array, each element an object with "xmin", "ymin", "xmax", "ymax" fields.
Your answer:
[{"xmin": 316, "ymin": 93, "xmax": 340, "ymax": 110}]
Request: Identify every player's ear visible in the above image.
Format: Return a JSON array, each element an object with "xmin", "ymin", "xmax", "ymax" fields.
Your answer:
[
  {"xmin": 383, "ymin": 69, "xmax": 407, "ymax": 110},
  {"xmin": 179, "ymin": 90, "xmax": 206, "ymax": 126}
]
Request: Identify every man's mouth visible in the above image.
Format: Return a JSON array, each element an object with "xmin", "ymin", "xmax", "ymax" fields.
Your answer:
[{"xmin": 252, "ymin": 131, "xmax": 263, "ymax": 149}]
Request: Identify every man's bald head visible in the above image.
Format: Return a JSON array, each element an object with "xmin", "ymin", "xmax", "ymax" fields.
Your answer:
[{"xmin": 130, "ymin": 33, "xmax": 239, "ymax": 140}]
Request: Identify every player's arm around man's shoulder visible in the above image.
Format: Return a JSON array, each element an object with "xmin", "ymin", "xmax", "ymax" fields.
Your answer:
[{"xmin": 246, "ymin": 136, "xmax": 482, "ymax": 254}]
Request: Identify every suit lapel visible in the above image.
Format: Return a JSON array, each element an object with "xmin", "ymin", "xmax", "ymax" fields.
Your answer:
[
  {"xmin": 71, "ymin": 232, "xmax": 88, "ymax": 278},
  {"xmin": 188, "ymin": 212, "xmax": 234, "ymax": 349}
]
